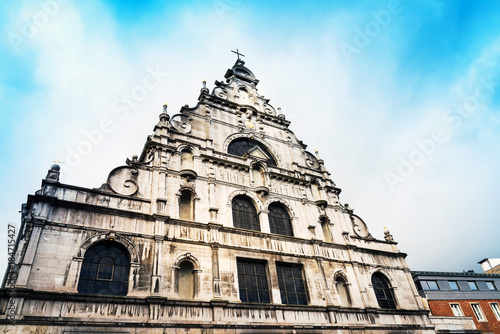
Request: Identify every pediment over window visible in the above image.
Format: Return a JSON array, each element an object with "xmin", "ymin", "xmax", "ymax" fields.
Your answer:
[
  {"xmin": 243, "ymin": 146, "xmax": 270, "ymax": 161},
  {"xmin": 227, "ymin": 138, "xmax": 277, "ymax": 166}
]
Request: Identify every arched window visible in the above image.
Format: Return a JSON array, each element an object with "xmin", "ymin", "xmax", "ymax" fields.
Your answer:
[
  {"xmin": 228, "ymin": 138, "xmax": 277, "ymax": 166},
  {"xmin": 268, "ymin": 203, "xmax": 294, "ymax": 236},
  {"xmin": 77, "ymin": 242, "xmax": 130, "ymax": 296},
  {"xmin": 232, "ymin": 196, "xmax": 260, "ymax": 231},
  {"xmin": 179, "ymin": 190, "xmax": 194, "ymax": 221},
  {"xmin": 335, "ymin": 276, "xmax": 351, "ymax": 307},
  {"xmin": 372, "ymin": 273, "xmax": 397, "ymax": 309},
  {"xmin": 178, "ymin": 261, "xmax": 194, "ymax": 299}
]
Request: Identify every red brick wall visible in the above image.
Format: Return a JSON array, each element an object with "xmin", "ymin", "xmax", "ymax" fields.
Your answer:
[{"xmin": 428, "ymin": 299, "xmax": 500, "ymax": 334}]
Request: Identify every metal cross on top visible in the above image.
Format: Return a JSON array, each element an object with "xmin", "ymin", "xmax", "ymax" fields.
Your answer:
[{"xmin": 231, "ymin": 49, "xmax": 245, "ymax": 60}]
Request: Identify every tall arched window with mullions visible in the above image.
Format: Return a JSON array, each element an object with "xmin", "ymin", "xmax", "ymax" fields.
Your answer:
[
  {"xmin": 77, "ymin": 242, "xmax": 130, "ymax": 296},
  {"xmin": 268, "ymin": 203, "xmax": 294, "ymax": 236},
  {"xmin": 232, "ymin": 196, "xmax": 260, "ymax": 231},
  {"xmin": 371, "ymin": 272, "xmax": 397, "ymax": 309}
]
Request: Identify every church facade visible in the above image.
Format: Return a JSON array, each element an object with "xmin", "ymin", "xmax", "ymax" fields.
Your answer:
[{"xmin": 1, "ymin": 57, "xmax": 436, "ymax": 333}]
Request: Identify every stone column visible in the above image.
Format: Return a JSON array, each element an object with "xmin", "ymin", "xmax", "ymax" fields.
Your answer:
[
  {"xmin": 267, "ymin": 259, "xmax": 282, "ymax": 304},
  {"xmin": 259, "ymin": 209, "xmax": 270, "ymax": 233},
  {"xmin": 209, "ymin": 223, "xmax": 223, "ymax": 299},
  {"xmin": 151, "ymin": 234, "xmax": 164, "ymax": 295},
  {"xmin": 16, "ymin": 220, "xmax": 44, "ymax": 287},
  {"xmin": 208, "ymin": 177, "xmax": 219, "ymax": 223},
  {"xmin": 315, "ymin": 255, "xmax": 335, "ymax": 306}
]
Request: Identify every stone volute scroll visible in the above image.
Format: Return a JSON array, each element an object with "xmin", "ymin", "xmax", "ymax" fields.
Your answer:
[
  {"xmin": 304, "ymin": 151, "xmax": 320, "ymax": 170},
  {"xmin": 350, "ymin": 214, "xmax": 371, "ymax": 239},
  {"xmin": 107, "ymin": 166, "xmax": 139, "ymax": 196},
  {"xmin": 170, "ymin": 114, "xmax": 192, "ymax": 134}
]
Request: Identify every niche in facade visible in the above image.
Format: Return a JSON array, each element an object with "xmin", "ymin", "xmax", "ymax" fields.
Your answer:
[
  {"xmin": 321, "ymin": 217, "xmax": 333, "ymax": 243},
  {"xmin": 251, "ymin": 165, "xmax": 268, "ymax": 196},
  {"xmin": 178, "ymin": 261, "xmax": 194, "ymax": 299},
  {"xmin": 335, "ymin": 276, "xmax": 351, "ymax": 307},
  {"xmin": 179, "ymin": 190, "xmax": 194, "ymax": 221},
  {"xmin": 180, "ymin": 149, "xmax": 197, "ymax": 179},
  {"xmin": 311, "ymin": 182, "xmax": 327, "ymax": 207}
]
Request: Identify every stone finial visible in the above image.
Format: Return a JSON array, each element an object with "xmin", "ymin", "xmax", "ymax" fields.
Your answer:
[
  {"xmin": 277, "ymin": 107, "xmax": 286, "ymax": 119},
  {"xmin": 159, "ymin": 103, "xmax": 170, "ymax": 122},
  {"xmin": 201, "ymin": 79, "xmax": 209, "ymax": 94},
  {"xmin": 45, "ymin": 163, "xmax": 61, "ymax": 182},
  {"xmin": 344, "ymin": 203, "xmax": 354, "ymax": 213},
  {"xmin": 384, "ymin": 227, "xmax": 394, "ymax": 242}
]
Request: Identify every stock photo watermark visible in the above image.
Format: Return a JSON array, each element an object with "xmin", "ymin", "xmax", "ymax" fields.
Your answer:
[
  {"xmin": 213, "ymin": 0, "xmax": 243, "ymax": 20},
  {"xmin": 385, "ymin": 73, "xmax": 497, "ymax": 191},
  {"xmin": 6, "ymin": 224, "xmax": 17, "ymax": 324},
  {"xmin": 7, "ymin": 0, "xmax": 70, "ymax": 53},
  {"xmin": 64, "ymin": 65, "xmax": 169, "ymax": 172},
  {"xmin": 340, "ymin": 0, "xmax": 407, "ymax": 63}
]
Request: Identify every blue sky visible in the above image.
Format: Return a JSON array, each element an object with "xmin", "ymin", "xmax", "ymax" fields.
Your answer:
[{"xmin": 1, "ymin": 0, "xmax": 500, "ymax": 276}]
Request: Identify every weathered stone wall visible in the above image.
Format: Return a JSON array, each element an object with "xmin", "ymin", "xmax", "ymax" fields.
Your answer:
[{"xmin": 0, "ymin": 60, "xmax": 436, "ymax": 333}]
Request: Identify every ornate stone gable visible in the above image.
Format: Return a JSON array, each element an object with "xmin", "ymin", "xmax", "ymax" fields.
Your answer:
[{"xmin": 0, "ymin": 56, "xmax": 437, "ymax": 333}]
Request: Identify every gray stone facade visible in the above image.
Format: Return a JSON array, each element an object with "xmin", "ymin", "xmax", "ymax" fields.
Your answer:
[{"xmin": 1, "ymin": 59, "xmax": 436, "ymax": 333}]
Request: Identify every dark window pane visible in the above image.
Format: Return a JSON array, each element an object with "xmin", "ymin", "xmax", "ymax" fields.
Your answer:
[
  {"xmin": 78, "ymin": 279, "xmax": 92, "ymax": 294},
  {"xmin": 371, "ymin": 273, "xmax": 396, "ymax": 309},
  {"xmin": 232, "ymin": 196, "xmax": 260, "ymax": 231},
  {"xmin": 287, "ymin": 292, "xmax": 298, "ymax": 305},
  {"xmin": 80, "ymin": 263, "xmax": 97, "ymax": 279},
  {"xmin": 77, "ymin": 242, "xmax": 130, "ymax": 296},
  {"xmin": 237, "ymin": 259, "xmax": 270, "ymax": 304},
  {"xmin": 113, "ymin": 282, "xmax": 128, "ymax": 295},
  {"xmin": 276, "ymin": 262, "xmax": 307, "ymax": 305},
  {"xmin": 113, "ymin": 266, "xmax": 128, "ymax": 282},
  {"xmin": 268, "ymin": 203, "xmax": 294, "ymax": 236},
  {"xmin": 97, "ymin": 264, "xmax": 114, "ymax": 280}
]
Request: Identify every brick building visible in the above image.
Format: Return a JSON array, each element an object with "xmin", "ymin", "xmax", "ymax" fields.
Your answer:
[{"xmin": 413, "ymin": 271, "xmax": 500, "ymax": 334}]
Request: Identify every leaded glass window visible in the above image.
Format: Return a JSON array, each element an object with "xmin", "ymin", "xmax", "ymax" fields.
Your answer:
[
  {"xmin": 372, "ymin": 273, "xmax": 396, "ymax": 309},
  {"xmin": 77, "ymin": 242, "xmax": 130, "ymax": 296},
  {"xmin": 237, "ymin": 259, "xmax": 270, "ymax": 303},
  {"xmin": 227, "ymin": 138, "xmax": 277, "ymax": 166},
  {"xmin": 276, "ymin": 262, "xmax": 308, "ymax": 305},
  {"xmin": 232, "ymin": 196, "xmax": 260, "ymax": 231},
  {"xmin": 268, "ymin": 203, "xmax": 293, "ymax": 236}
]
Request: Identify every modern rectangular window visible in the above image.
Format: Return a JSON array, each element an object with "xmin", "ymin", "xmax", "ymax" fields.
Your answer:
[
  {"xmin": 427, "ymin": 281, "xmax": 439, "ymax": 290},
  {"xmin": 450, "ymin": 303, "xmax": 464, "ymax": 316},
  {"xmin": 449, "ymin": 281, "xmax": 459, "ymax": 290},
  {"xmin": 419, "ymin": 281, "xmax": 429, "ymax": 290},
  {"xmin": 491, "ymin": 303, "xmax": 500, "ymax": 320},
  {"xmin": 276, "ymin": 262, "xmax": 307, "ymax": 305},
  {"xmin": 468, "ymin": 281, "xmax": 478, "ymax": 290},
  {"xmin": 471, "ymin": 303, "xmax": 486, "ymax": 321},
  {"xmin": 486, "ymin": 281, "xmax": 497, "ymax": 290},
  {"xmin": 237, "ymin": 259, "xmax": 270, "ymax": 303}
]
